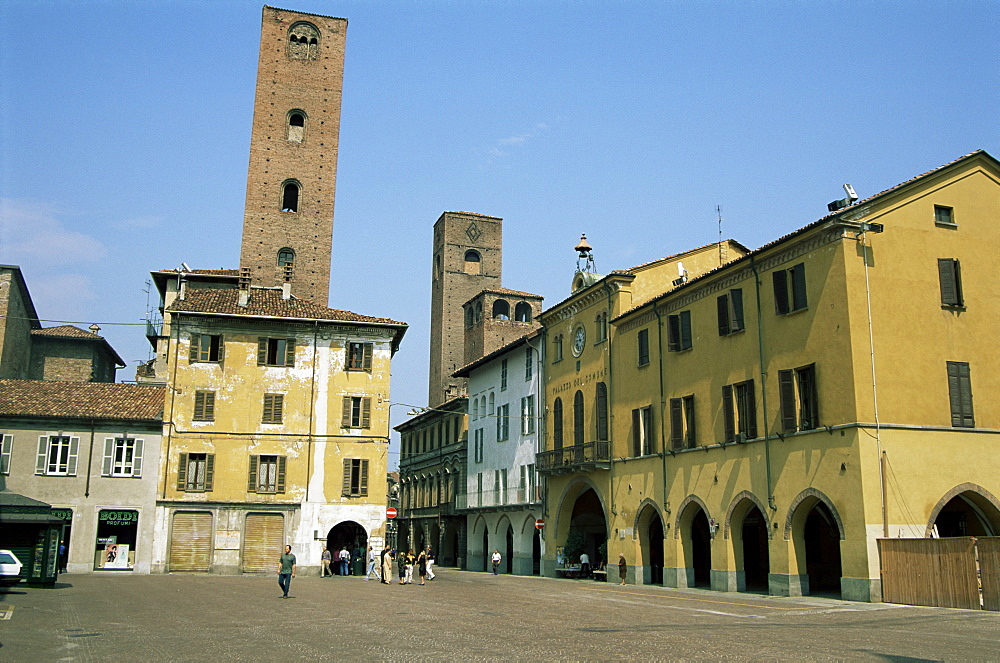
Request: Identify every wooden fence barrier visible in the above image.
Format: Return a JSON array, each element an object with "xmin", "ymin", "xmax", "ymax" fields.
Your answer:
[
  {"xmin": 978, "ymin": 537, "xmax": 1000, "ymax": 612},
  {"xmin": 879, "ymin": 537, "xmax": 1000, "ymax": 611}
]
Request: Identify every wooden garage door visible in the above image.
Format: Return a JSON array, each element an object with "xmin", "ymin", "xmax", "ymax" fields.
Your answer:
[
  {"xmin": 169, "ymin": 511, "xmax": 213, "ymax": 572},
  {"xmin": 242, "ymin": 513, "xmax": 284, "ymax": 573}
]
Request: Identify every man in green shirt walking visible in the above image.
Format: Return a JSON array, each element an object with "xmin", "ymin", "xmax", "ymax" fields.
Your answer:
[{"xmin": 278, "ymin": 545, "xmax": 296, "ymax": 598}]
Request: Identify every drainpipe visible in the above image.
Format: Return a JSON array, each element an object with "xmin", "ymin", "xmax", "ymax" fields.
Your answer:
[
  {"xmin": 85, "ymin": 419, "xmax": 96, "ymax": 498},
  {"xmin": 652, "ymin": 302, "xmax": 668, "ymax": 508},
  {"xmin": 859, "ymin": 234, "xmax": 888, "ymax": 537},
  {"xmin": 162, "ymin": 311, "xmax": 183, "ymax": 499},
  {"xmin": 750, "ymin": 256, "xmax": 776, "ymax": 512},
  {"xmin": 605, "ymin": 285, "xmax": 616, "ymax": 523}
]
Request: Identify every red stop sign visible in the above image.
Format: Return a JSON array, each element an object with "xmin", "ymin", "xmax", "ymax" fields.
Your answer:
[
  {"xmin": 386, "ymin": 507, "xmax": 397, "ymax": 519},
  {"xmin": 535, "ymin": 519, "xmax": 545, "ymax": 529}
]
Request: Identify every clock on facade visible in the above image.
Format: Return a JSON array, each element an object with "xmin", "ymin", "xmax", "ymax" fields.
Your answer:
[{"xmin": 572, "ymin": 324, "xmax": 586, "ymax": 356}]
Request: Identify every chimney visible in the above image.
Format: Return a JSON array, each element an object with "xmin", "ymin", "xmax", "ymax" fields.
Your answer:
[
  {"xmin": 281, "ymin": 282, "xmax": 292, "ymax": 300},
  {"xmin": 238, "ymin": 267, "xmax": 251, "ymax": 307},
  {"xmin": 88, "ymin": 323, "xmax": 101, "ymax": 335}
]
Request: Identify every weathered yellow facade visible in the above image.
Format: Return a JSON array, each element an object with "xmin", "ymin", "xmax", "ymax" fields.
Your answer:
[
  {"xmin": 145, "ymin": 274, "xmax": 405, "ymax": 574},
  {"xmin": 540, "ymin": 151, "xmax": 1000, "ymax": 602}
]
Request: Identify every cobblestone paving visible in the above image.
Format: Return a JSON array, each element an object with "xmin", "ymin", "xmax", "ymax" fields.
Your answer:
[{"xmin": 1, "ymin": 570, "xmax": 997, "ymax": 660}]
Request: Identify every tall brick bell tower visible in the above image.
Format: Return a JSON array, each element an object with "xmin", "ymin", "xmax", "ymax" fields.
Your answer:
[{"xmin": 239, "ymin": 6, "xmax": 347, "ymax": 305}]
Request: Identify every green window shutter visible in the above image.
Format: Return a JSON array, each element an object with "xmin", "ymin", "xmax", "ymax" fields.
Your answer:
[
  {"xmin": 248, "ymin": 455, "xmax": 259, "ymax": 492},
  {"xmin": 631, "ymin": 408, "xmax": 641, "ymax": 457},
  {"xmin": 132, "ymin": 439, "xmax": 144, "ymax": 477},
  {"xmin": 680, "ymin": 310, "xmax": 692, "ymax": 350},
  {"xmin": 731, "ymin": 289, "xmax": 744, "ymax": 331},
  {"xmin": 102, "ymin": 438, "xmax": 115, "ymax": 476},
  {"xmin": 262, "ymin": 394, "xmax": 272, "ymax": 423},
  {"xmin": 938, "ymin": 259, "xmax": 963, "ymax": 306},
  {"xmin": 667, "ymin": 315, "xmax": 680, "ymax": 352},
  {"xmin": 798, "ymin": 365, "xmax": 819, "ymax": 429},
  {"xmin": 36, "ymin": 435, "xmax": 48, "ymax": 475},
  {"xmin": 67, "ymin": 436, "xmax": 80, "ymax": 476},
  {"xmin": 717, "ymin": 295, "xmax": 730, "ymax": 336},
  {"xmin": 284, "ymin": 338, "xmax": 295, "ymax": 367},
  {"xmin": 669, "ymin": 398, "xmax": 683, "ymax": 448},
  {"xmin": 773, "ymin": 270, "xmax": 789, "ymax": 314},
  {"xmin": 217, "ymin": 335, "xmax": 224, "ymax": 363},
  {"xmin": 363, "ymin": 343, "xmax": 372, "ymax": 371},
  {"xmin": 722, "ymin": 386, "xmax": 735, "ymax": 443},
  {"xmin": 204, "ymin": 454, "xmax": 215, "ymax": 491},
  {"xmin": 273, "ymin": 394, "xmax": 283, "ymax": 423},
  {"xmin": 779, "ymin": 370, "xmax": 797, "ymax": 432},
  {"xmin": 790, "ymin": 263, "xmax": 808, "ymax": 311},
  {"xmin": 177, "ymin": 452, "xmax": 188, "ymax": 490},
  {"xmin": 257, "ymin": 338, "xmax": 268, "ymax": 365},
  {"xmin": 189, "ymin": 334, "xmax": 199, "ymax": 363},
  {"xmin": 342, "ymin": 396, "xmax": 352, "ymax": 428},
  {"xmin": 948, "ymin": 361, "xmax": 974, "ymax": 427},
  {"xmin": 276, "ymin": 456, "xmax": 286, "ymax": 493},
  {"xmin": 360, "ymin": 459, "xmax": 369, "ymax": 496},
  {"xmin": 205, "ymin": 391, "xmax": 215, "ymax": 421},
  {"xmin": 745, "ymin": 381, "xmax": 758, "ymax": 439},
  {"xmin": 342, "ymin": 459, "xmax": 351, "ymax": 496},
  {"xmin": 361, "ymin": 397, "xmax": 371, "ymax": 429}
]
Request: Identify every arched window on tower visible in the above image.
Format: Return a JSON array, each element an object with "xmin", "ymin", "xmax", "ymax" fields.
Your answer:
[
  {"xmin": 514, "ymin": 302, "xmax": 532, "ymax": 323},
  {"xmin": 474, "ymin": 301, "xmax": 483, "ymax": 323},
  {"xmin": 281, "ymin": 182, "xmax": 299, "ymax": 212},
  {"xmin": 277, "ymin": 248, "xmax": 295, "ymax": 266},
  {"xmin": 465, "ymin": 306, "xmax": 474, "ymax": 329},
  {"xmin": 288, "ymin": 111, "xmax": 306, "ymax": 142},
  {"xmin": 464, "ymin": 250, "xmax": 481, "ymax": 275},
  {"xmin": 288, "ymin": 23, "xmax": 320, "ymax": 60},
  {"xmin": 492, "ymin": 299, "xmax": 510, "ymax": 321}
]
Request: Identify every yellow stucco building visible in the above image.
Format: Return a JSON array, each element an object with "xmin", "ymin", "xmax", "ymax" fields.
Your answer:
[{"xmin": 539, "ymin": 151, "xmax": 1000, "ymax": 602}]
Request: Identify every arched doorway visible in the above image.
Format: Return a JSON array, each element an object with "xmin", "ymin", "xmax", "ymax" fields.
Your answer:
[
  {"xmin": 505, "ymin": 525, "xmax": 514, "ymax": 574},
  {"xmin": 637, "ymin": 503, "xmax": 663, "ymax": 585},
  {"xmin": 565, "ymin": 488, "xmax": 607, "ymax": 570},
  {"xmin": 532, "ymin": 527, "xmax": 541, "ymax": 575},
  {"xmin": 933, "ymin": 491, "xmax": 999, "ymax": 537},
  {"xmin": 803, "ymin": 502, "xmax": 842, "ymax": 596},
  {"xmin": 689, "ymin": 509, "xmax": 711, "ymax": 587},
  {"xmin": 739, "ymin": 506, "xmax": 770, "ymax": 592},
  {"xmin": 327, "ymin": 521, "xmax": 367, "ymax": 576}
]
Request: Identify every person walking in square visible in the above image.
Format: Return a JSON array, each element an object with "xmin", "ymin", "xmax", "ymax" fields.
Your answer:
[
  {"xmin": 425, "ymin": 546, "xmax": 436, "ymax": 580},
  {"xmin": 320, "ymin": 546, "xmax": 332, "ymax": 577},
  {"xmin": 381, "ymin": 548, "xmax": 393, "ymax": 584},
  {"xmin": 277, "ymin": 545, "xmax": 296, "ymax": 598},
  {"xmin": 403, "ymin": 549, "xmax": 415, "ymax": 584},
  {"xmin": 491, "ymin": 549, "xmax": 502, "ymax": 574},
  {"xmin": 618, "ymin": 553, "xmax": 627, "ymax": 585},
  {"xmin": 417, "ymin": 549, "xmax": 427, "ymax": 585},
  {"xmin": 366, "ymin": 546, "xmax": 380, "ymax": 581},
  {"xmin": 338, "ymin": 546, "xmax": 351, "ymax": 576},
  {"xmin": 398, "ymin": 549, "xmax": 407, "ymax": 584}
]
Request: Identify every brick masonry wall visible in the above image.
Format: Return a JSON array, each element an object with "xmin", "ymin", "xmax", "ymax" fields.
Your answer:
[
  {"xmin": 0, "ymin": 269, "xmax": 33, "ymax": 379},
  {"xmin": 239, "ymin": 7, "xmax": 347, "ymax": 306}
]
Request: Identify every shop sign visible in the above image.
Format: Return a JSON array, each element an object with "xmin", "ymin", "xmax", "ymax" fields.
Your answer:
[
  {"xmin": 99, "ymin": 510, "xmax": 138, "ymax": 525},
  {"xmin": 51, "ymin": 509, "xmax": 73, "ymax": 521}
]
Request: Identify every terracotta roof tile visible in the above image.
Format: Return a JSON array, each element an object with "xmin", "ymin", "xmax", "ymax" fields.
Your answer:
[
  {"xmin": 167, "ymin": 287, "xmax": 407, "ymax": 326},
  {"xmin": 31, "ymin": 325, "xmax": 103, "ymax": 340},
  {"xmin": 0, "ymin": 380, "xmax": 165, "ymax": 421}
]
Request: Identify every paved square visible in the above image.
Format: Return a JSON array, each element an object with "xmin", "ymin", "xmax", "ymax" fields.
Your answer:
[{"xmin": 1, "ymin": 570, "xmax": 997, "ymax": 660}]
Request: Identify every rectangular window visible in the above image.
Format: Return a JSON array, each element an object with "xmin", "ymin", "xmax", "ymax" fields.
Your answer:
[
  {"xmin": 553, "ymin": 335, "xmax": 563, "ymax": 362},
  {"xmin": 342, "ymin": 458, "xmax": 369, "ymax": 497},
  {"xmin": 934, "ymin": 205, "xmax": 956, "ymax": 227},
  {"xmin": 717, "ymin": 289, "xmax": 745, "ymax": 335},
  {"xmin": 496, "ymin": 404, "xmax": 510, "ymax": 441},
  {"xmin": 347, "ymin": 342, "xmax": 373, "ymax": 371},
  {"xmin": 938, "ymin": 258, "xmax": 964, "ymax": 308},
  {"xmin": 101, "ymin": 437, "xmax": 144, "ymax": 477},
  {"xmin": 193, "ymin": 390, "xmax": 216, "ymax": 422},
  {"xmin": 341, "ymin": 396, "xmax": 372, "ymax": 429},
  {"xmin": 778, "ymin": 364, "xmax": 819, "ymax": 432},
  {"xmin": 500, "ymin": 359, "xmax": 508, "ymax": 391},
  {"xmin": 637, "ymin": 328, "xmax": 650, "ymax": 366},
  {"xmin": 631, "ymin": 406, "xmax": 653, "ymax": 456},
  {"xmin": 248, "ymin": 454, "xmax": 286, "ymax": 493},
  {"xmin": 177, "ymin": 452, "xmax": 214, "ymax": 492},
  {"xmin": 722, "ymin": 380, "xmax": 758, "ymax": 443},
  {"xmin": 773, "ymin": 263, "xmax": 807, "ymax": 315},
  {"xmin": 477, "ymin": 472, "xmax": 483, "ymax": 499},
  {"xmin": 257, "ymin": 337, "xmax": 295, "ymax": 367},
  {"xmin": 1, "ymin": 434, "xmax": 12, "ymax": 474},
  {"xmin": 500, "ymin": 468, "xmax": 508, "ymax": 505},
  {"xmin": 190, "ymin": 333, "xmax": 223, "ymax": 363},
  {"xmin": 474, "ymin": 428, "xmax": 484, "ymax": 463},
  {"xmin": 669, "ymin": 395, "xmax": 696, "ymax": 449},
  {"xmin": 947, "ymin": 361, "xmax": 975, "ymax": 428},
  {"xmin": 525, "ymin": 346, "xmax": 532, "ymax": 380},
  {"xmin": 521, "ymin": 395, "xmax": 536, "ymax": 434},
  {"xmin": 527, "ymin": 464, "xmax": 536, "ymax": 502},
  {"xmin": 35, "ymin": 435, "xmax": 80, "ymax": 476},
  {"xmin": 667, "ymin": 311, "xmax": 693, "ymax": 352},
  {"xmin": 262, "ymin": 393, "xmax": 284, "ymax": 424}
]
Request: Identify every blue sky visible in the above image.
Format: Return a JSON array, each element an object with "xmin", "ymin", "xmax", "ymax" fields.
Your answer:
[{"xmin": 2, "ymin": 0, "xmax": 997, "ymax": 467}]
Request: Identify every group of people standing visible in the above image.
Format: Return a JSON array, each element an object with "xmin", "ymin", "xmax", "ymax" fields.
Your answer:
[{"xmin": 377, "ymin": 546, "xmax": 436, "ymax": 586}]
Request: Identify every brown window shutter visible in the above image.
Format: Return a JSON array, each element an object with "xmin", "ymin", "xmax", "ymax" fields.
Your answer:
[
  {"xmin": 342, "ymin": 458, "xmax": 351, "ymax": 496},
  {"xmin": 791, "ymin": 263, "xmax": 808, "ymax": 311},
  {"xmin": 190, "ymin": 334, "xmax": 199, "ymax": 362},
  {"xmin": 360, "ymin": 459, "xmax": 369, "ymax": 496},
  {"xmin": 177, "ymin": 452, "xmax": 188, "ymax": 490},
  {"xmin": 779, "ymin": 370, "xmax": 797, "ymax": 432},
  {"xmin": 631, "ymin": 408, "xmax": 641, "ymax": 457},
  {"xmin": 938, "ymin": 259, "xmax": 963, "ymax": 306},
  {"xmin": 731, "ymin": 289, "xmax": 744, "ymax": 331},
  {"xmin": 717, "ymin": 295, "xmax": 730, "ymax": 336},
  {"xmin": 680, "ymin": 310, "xmax": 692, "ymax": 350},
  {"xmin": 684, "ymin": 395, "xmax": 696, "ymax": 448},
  {"xmin": 204, "ymin": 454, "xmax": 215, "ymax": 491},
  {"xmin": 670, "ymin": 398, "xmax": 683, "ymax": 448},
  {"xmin": 773, "ymin": 270, "xmax": 789, "ymax": 314},
  {"xmin": 342, "ymin": 396, "xmax": 352, "ymax": 428},
  {"xmin": 363, "ymin": 343, "xmax": 372, "ymax": 371},
  {"xmin": 248, "ymin": 455, "xmax": 258, "ymax": 492},
  {"xmin": 361, "ymin": 397, "xmax": 371, "ymax": 429},
  {"xmin": 722, "ymin": 385, "xmax": 735, "ymax": 443},
  {"xmin": 276, "ymin": 456, "xmax": 286, "ymax": 493},
  {"xmin": 284, "ymin": 338, "xmax": 295, "ymax": 367},
  {"xmin": 257, "ymin": 338, "xmax": 268, "ymax": 365},
  {"xmin": 745, "ymin": 381, "xmax": 758, "ymax": 439}
]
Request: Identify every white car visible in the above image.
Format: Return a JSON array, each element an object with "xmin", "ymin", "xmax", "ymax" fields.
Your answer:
[{"xmin": 0, "ymin": 549, "xmax": 24, "ymax": 586}]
